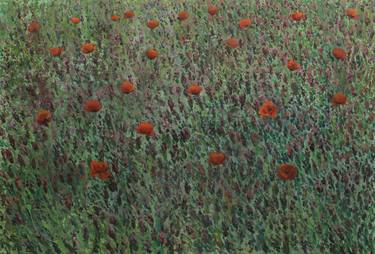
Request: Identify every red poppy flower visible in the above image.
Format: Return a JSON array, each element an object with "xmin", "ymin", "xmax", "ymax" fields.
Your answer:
[
  {"xmin": 136, "ymin": 122, "xmax": 154, "ymax": 136},
  {"xmin": 208, "ymin": 152, "xmax": 226, "ymax": 165},
  {"xmin": 147, "ymin": 20, "xmax": 159, "ymax": 29},
  {"xmin": 145, "ymin": 48, "xmax": 158, "ymax": 59},
  {"xmin": 49, "ymin": 47, "xmax": 64, "ymax": 57},
  {"xmin": 28, "ymin": 21, "xmax": 41, "ymax": 33},
  {"xmin": 290, "ymin": 11, "xmax": 306, "ymax": 21},
  {"xmin": 186, "ymin": 84, "xmax": 203, "ymax": 95},
  {"xmin": 81, "ymin": 43, "xmax": 96, "ymax": 54},
  {"xmin": 84, "ymin": 99, "xmax": 102, "ymax": 112},
  {"xmin": 332, "ymin": 48, "xmax": 346, "ymax": 60},
  {"xmin": 111, "ymin": 15, "xmax": 120, "ymax": 21},
  {"xmin": 178, "ymin": 11, "xmax": 189, "ymax": 21},
  {"xmin": 36, "ymin": 110, "xmax": 52, "ymax": 125},
  {"xmin": 331, "ymin": 92, "xmax": 347, "ymax": 106},
  {"xmin": 346, "ymin": 8, "xmax": 359, "ymax": 19},
  {"xmin": 124, "ymin": 10, "xmax": 135, "ymax": 19},
  {"xmin": 259, "ymin": 100, "xmax": 278, "ymax": 118},
  {"xmin": 71, "ymin": 17, "xmax": 81, "ymax": 24},
  {"xmin": 90, "ymin": 160, "xmax": 110, "ymax": 180},
  {"xmin": 277, "ymin": 163, "xmax": 297, "ymax": 180},
  {"xmin": 226, "ymin": 37, "xmax": 239, "ymax": 48},
  {"xmin": 239, "ymin": 18, "xmax": 251, "ymax": 29},
  {"xmin": 208, "ymin": 5, "xmax": 218, "ymax": 16},
  {"xmin": 120, "ymin": 81, "xmax": 135, "ymax": 94},
  {"xmin": 287, "ymin": 60, "xmax": 300, "ymax": 71}
]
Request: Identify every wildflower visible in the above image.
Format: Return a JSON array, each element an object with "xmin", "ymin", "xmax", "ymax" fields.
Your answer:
[
  {"xmin": 277, "ymin": 163, "xmax": 297, "ymax": 180},
  {"xmin": 208, "ymin": 5, "xmax": 218, "ymax": 16},
  {"xmin": 147, "ymin": 20, "xmax": 159, "ymax": 29},
  {"xmin": 346, "ymin": 8, "xmax": 359, "ymax": 19},
  {"xmin": 186, "ymin": 84, "xmax": 203, "ymax": 95},
  {"xmin": 332, "ymin": 48, "xmax": 346, "ymax": 60},
  {"xmin": 259, "ymin": 100, "xmax": 278, "ymax": 118},
  {"xmin": 178, "ymin": 11, "xmax": 189, "ymax": 21},
  {"xmin": 120, "ymin": 81, "xmax": 135, "ymax": 94},
  {"xmin": 111, "ymin": 15, "xmax": 120, "ymax": 21},
  {"xmin": 287, "ymin": 60, "xmax": 300, "ymax": 71},
  {"xmin": 28, "ymin": 21, "xmax": 41, "ymax": 33},
  {"xmin": 239, "ymin": 18, "xmax": 251, "ymax": 29},
  {"xmin": 81, "ymin": 43, "xmax": 96, "ymax": 54},
  {"xmin": 136, "ymin": 122, "xmax": 154, "ymax": 136},
  {"xmin": 36, "ymin": 110, "xmax": 52, "ymax": 125},
  {"xmin": 90, "ymin": 160, "xmax": 110, "ymax": 180},
  {"xmin": 71, "ymin": 17, "xmax": 81, "ymax": 24},
  {"xmin": 226, "ymin": 37, "xmax": 239, "ymax": 48},
  {"xmin": 180, "ymin": 36, "xmax": 188, "ymax": 44},
  {"xmin": 84, "ymin": 99, "xmax": 102, "ymax": 112},
  {"xmin": 124, "ymin": 10, "xmax": 135, "ymax": 19},
  {"xmin": 49, "ymin": 47, "xmax": 64, "ymax": 57},
  {"xmin": 208, "ymin": 152, "xmax": 226, "ymax": 165},
  {"xmin": 145, "ymin": 48, "xmax": 158, "ymax": 59},
  {"xmin": 331, "ymin": 92, "xmax": 347, "ymax": 106},
  {"xmin": 290, "ymin": 11, "xmax": 306, "ymax": 21}
]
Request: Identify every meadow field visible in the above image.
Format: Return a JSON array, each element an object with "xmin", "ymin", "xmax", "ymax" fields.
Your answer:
[{"xmin": 0, "ymin": 0, "xmax": 374, "ymax": 253}]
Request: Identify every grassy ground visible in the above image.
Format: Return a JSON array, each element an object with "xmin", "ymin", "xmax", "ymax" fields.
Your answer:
[{"xmin": 1, "ymin": 0, "xmax": 374, "ymax": 253}]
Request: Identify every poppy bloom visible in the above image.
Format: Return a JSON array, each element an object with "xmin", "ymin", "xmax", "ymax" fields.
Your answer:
[
  {"xmin": 84, "ymin": 99, "xmax": 102, "ymax": 112},
  {"xmin": 36, "ymin": 109, "xmax": 52, "ymax": 125},
  {"xmin": 277, "ymin": 163, "xmax": 297, "ymax": 181},
  {"xmin": 178, "ymin": 11, "xmax": 189, "ymax": 21},
  {"xmin": 147, "ymin": 20, "xmax": 159, "ymax": 29},
  {"xmin": 111, "ymin": 15, "xmax": 120, "ymax": 21},
  {"xmin": 81, "ymin": 43, "xmax": 96, "ymax": 54},
  {"xmin": 208, "ymin": 152, "xmax": 226, "ymax": 165},
  {"xmin": 28, "ymin": 21, "xmax": 41, "ymax": 33},
  {"xmin": 226, "ymin": 37, "xmax": 239, "ymax": 48},
  {"xmin": 208, "ymin": 5, "xmax": 218, "ymax": 16},
  {"xmin": 124, "ymin": 10, "xmax": 135, "ymax": 19},
  {"xmin": 71, "ymin": 17, "xmax": 81, "ymax": 24},
  {"xmin": 120, "ymin": 81, "xmax": 135, "ymax": 94},
  {"xmin": 186, "ymin": 84, "xmax": 203, "ymax": 95},
  {"xmin": 259, "ymin": 100, "xmax": 278, "ymax": 118},
  {"xmin": 239, "ymin": 18, "xmax": 251, "ymax": 29},
  {"xmin": 135, "ymin": 122, "xmax": 154, "ymax": 136},
  {"xmin": 346, "ymin": 8, "xmax": 359, "ymax": 19},
  {"xmin": 287, "ymin": 60, "xmax": 300, "ymax": 71},
  {"xmin": 49, "ymin": 47, "xmax": 64, "ymax": 57},
  {"xmin": 331, "ymin": 92, "xmax": 347, "ymax": 106},
  {"xmin": 290, "ymin": 11, "xmax": 306, "ymax": 21},
  {"xmin": 145, "ymin": 48, "xmax": 158, "ymax": 59},
  {"xmin": 332, "ymin": 48, "xmax": 346, "ymax": 60},
  {"xmin": 90, "ymin": 160, "xmax": 111, "ymax": 180}
]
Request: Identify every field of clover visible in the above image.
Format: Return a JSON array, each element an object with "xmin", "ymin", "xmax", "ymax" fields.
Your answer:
[{"xmin": 0, "ymin": 0, "xmax": 374, "ymax": 253}]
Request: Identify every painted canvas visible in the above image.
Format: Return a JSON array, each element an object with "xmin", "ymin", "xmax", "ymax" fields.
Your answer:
[{"xmin": 1, "ymin": 0, "xmax": 374, "ymax": 253}]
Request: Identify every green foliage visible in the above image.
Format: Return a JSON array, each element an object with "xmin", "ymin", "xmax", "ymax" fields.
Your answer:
[{"xmin": 1, "ymin": 0, "xmax": 374, "ymax": 253}]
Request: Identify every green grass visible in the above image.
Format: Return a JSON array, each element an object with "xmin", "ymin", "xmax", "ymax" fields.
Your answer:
[{"xmin": 1, "ymin": 0, "xmax": 374, "ymax": 253}]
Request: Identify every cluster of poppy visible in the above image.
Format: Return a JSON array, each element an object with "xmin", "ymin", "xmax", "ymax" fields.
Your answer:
[
  {"xmin": 90, "ymin": 160, "xmax": 110, "ymax": 180},
  {"xmin": 32, "ymin": 5, "xmax": 358, "ymax": 182}
]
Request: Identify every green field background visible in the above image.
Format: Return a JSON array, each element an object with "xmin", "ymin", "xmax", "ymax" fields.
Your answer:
[{"xmin": 1, "ymin": 0, "xmax": 374, "ymax": 253}]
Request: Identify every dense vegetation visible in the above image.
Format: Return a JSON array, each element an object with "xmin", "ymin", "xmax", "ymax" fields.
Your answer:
[{"xmin": 1, "ymin": 0, "xmax": 374, "ymax": 253}]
